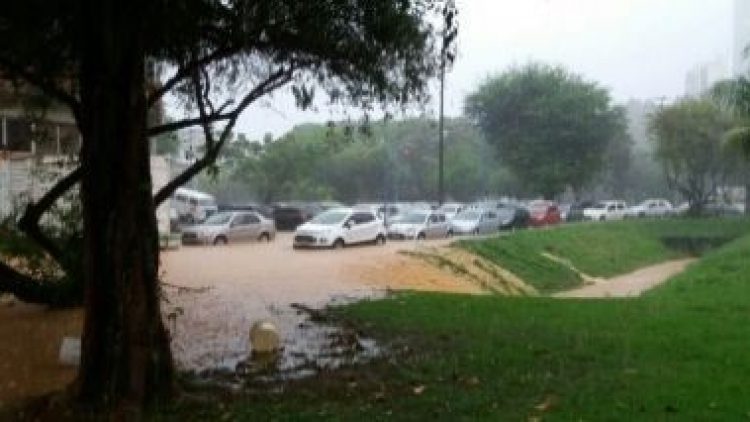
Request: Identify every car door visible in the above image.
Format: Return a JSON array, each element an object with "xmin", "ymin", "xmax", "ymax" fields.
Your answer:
[
  {"xmin": 347, "ymin": 212, "xmax": 373, "ymax": 244},
  {"xmin": 246, "ymin": 213, "xmax": 262, "ymax": 239},
  {"xmin": 616, "ymin": 203, "xmax": 627, "ymax": 219},
  {"xmin": 436, "ymin": 214, "xmax": 448, "ymax": 236},
  {"xmin": 426, "ymin": 214, "xmax": 440, "ymax": 238},
  {"xmin": 228, "ymin": 214, "xmax": 247, "ymax": 241}
]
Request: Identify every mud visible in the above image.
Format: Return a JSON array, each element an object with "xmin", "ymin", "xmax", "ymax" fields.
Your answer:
[{"xmin": 0, "ymin": 233, "xmax": 490, "ymax": 403}]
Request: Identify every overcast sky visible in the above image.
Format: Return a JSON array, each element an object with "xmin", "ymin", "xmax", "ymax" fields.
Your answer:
[{"xmin": 226, "ymin": 0, "xmax": 734, "ymax": 140}]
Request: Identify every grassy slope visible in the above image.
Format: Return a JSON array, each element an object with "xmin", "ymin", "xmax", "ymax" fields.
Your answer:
[
  {"xmin": 457, "ymin": 218, "xmax": 750, "ymax": 292},
  {"xmin": 159, "ymin": 228, "xmax": 750, "ymax": 421}
]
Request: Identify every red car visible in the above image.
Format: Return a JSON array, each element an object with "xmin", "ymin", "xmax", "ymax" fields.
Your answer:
[{"xmin": 528, "ymin": 201, "xmax": 562, "ymax": 227}]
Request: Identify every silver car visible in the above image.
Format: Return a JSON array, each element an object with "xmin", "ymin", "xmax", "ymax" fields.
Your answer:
[
  {"xmin": 450, "ymin": 209, "xmax": 500, "ymax": 235},
  {"xmin": 181, "ymin": 211, "xmax": 276, "ymax": 245},
  {"xmin": 387, "ymin": 211, "xmax": 451, "ymax": 240}
]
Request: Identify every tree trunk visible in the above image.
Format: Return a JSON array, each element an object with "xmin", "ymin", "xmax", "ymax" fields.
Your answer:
[{"xmin": 75, "ymin": 0, "xmax": 174, "ymax": 411}]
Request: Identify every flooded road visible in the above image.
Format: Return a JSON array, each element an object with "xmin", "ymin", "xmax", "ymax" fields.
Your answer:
[
  {"xmin": 0, "ymin": 233, "xmax": 477, "ymax": 404},
  {"xmin": 160, "ymin": 233, "xmax": 470, "ymax": 374}
]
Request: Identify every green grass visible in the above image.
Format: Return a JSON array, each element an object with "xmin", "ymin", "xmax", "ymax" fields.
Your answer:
[
  {"xmin": 156, "ymin": 230, "xmax": 750, "ymax": 421},
  {"xmin": 457, "ymin": 218, "xmax": 750, "ymax": 292}
]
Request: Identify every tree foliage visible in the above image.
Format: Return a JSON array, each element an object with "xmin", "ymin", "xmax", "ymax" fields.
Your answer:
[
  {"xmin": 194, "ymin": 117, "xmax": 517, "ymax": 204},
  {"xmin": 0, "ymin": 0, "xmax": 455, "ymax": 412},
  {"xmin": 649, "ymin": 99, "xmax": 737, "ymax": 214},
  {"xmin": 464, "ymin": 63, "xmax": 628, "ymax": 199}
]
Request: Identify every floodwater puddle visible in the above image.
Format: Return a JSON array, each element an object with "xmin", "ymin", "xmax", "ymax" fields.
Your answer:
[{"xmin": 162, "ymin": 283, "xmax": 384, "ymax": 386}]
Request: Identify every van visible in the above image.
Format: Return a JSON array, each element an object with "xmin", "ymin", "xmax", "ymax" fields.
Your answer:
[{"xmin": 172, "ymin": 187, "xmax": 218, "ymax": 223}]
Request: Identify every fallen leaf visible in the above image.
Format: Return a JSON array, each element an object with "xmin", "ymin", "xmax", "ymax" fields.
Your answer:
[{"xmin": 413, "ymin": 385, "xmax": 426, "ymax": 395}]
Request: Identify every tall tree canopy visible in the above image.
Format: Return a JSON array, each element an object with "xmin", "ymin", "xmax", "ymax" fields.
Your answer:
[
  {"xmin": 0, "ymin": 0, "xmax": 455, "ymax": 413},
  {"xmin": 464, "ymin": 63, "xmax": 627, "ymax": 199},
  {"xmin": 649, "ymin": 99, "xmax": 736, "ymax": 215}
]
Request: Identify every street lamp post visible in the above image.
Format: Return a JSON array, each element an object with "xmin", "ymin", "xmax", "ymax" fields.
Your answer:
[{"xmin": 437, "ymin": 41, "xmax": 446, "ymax": 207}]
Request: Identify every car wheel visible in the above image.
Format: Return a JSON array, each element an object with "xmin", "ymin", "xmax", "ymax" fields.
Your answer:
[
  {"xmin": 639, "ymin": 212, "xmax": 646, "ymax": 219},
  {"xmin": 447, "ymin": 230, "xmax": 454, "ymax": 238},
  {"xmin": 473, "ymin": 228, "xmax": 480, "ymax": 235},
  {"xmin": 332, "ymin": 238, "xmax": 345, "ymax": 250},
  {"xmin": 375, "ymin": 234, "xmax": 386, "ymax": 246},
  {"xmin": 417, "ymin": 232, "xmax": 426, "ymax": 241},
  {"xmin": 213, "ymin": 235, "xmax": 228, "ymax": 246},
  {"xmin": 599, "ymin": 216, "xmax": 606, "ymax": 222},
  {"xmin": 258, "ymin": 232, "xmax": 271, "ymax": 242}
]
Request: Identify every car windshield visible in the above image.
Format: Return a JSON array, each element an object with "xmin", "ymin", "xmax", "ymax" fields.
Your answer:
[
  {"xmin": 309, "ymin": 210, "xmax": 349, "ymax": 225},
  {"xmin": 454, "ymin": 210, "xmax": 481, "ymax": 221},
  {"xmin": 399, "ymin": 212, "xmax": 429, "ymax": 224},
  {"xmin": 202, "ymin": 213, "xmax": 232, "ymax": 225}
]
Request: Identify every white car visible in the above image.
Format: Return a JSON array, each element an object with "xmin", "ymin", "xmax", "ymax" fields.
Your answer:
[
  {"xmin": 438, "ymin": 203, "xmax": 464, "ymax": 221},
  {"xmin": 388, "ymin": 211, "xmax": 451, "ymax": 240},
  {"xmin": 583, "ymin": 200, "xmax": 628, "ymax": 221},
  {"xmin": 450, "ymin": 209, "xmax": 500, "ymax": 235},
  {"xmin": 293, "ymin": 208, "xmax": 386, "ymax": 249},
  {"xmin": 626, "ymin": 199, "xmax": 674, "ymax": 218}
]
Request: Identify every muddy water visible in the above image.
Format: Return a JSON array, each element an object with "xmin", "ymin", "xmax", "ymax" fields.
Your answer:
[{"xmin": 160, "ymin": 234, "xmax": 397, "ymax": 377}]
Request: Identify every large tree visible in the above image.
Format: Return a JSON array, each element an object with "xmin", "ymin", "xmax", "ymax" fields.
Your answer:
[
  {"xmin": 649, "ymin": 99, "xmax": 736, "ymax": 215},
  {"xmin": 713, "ymin": 77, "xmax": 750, "ymax": 213},
  {"xmin": 0, "ymin": 0, "xmax": 455, "ymax": 413},
  {"xmin": 464, "ymin": 63, "xmax": 627, "ymax": 199}
]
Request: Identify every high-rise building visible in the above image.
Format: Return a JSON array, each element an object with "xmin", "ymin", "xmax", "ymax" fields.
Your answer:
[
  {"xmin": 685, "ymin": 59, "xmax": 729, "ymax": 97},
  {"xmin": 733, "ymin": 0, "xmax": 750, "ymax": 76}
]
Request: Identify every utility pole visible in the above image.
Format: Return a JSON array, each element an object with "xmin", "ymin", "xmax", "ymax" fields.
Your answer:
[{"xmin": 438, "ymin": 40, "xmax": 445, "ymax": 207}]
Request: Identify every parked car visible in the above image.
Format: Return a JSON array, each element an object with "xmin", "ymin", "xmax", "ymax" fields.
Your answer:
[
  {"xmin": 181, "ymin": 211, "xmax": 275, "ymax": 245},
  {"xmin": 172, "ymin": 187, "xmax": 218, "ymax": 223},
  {"xmin": 387, "ymin": 211, "xmax": 451, "ymax": 240},
  {"xmin": 583, "ymin": 200, "xmax": 628, "ymax": 221},
  {"xmin": 528, "ymin": 200, "xmax": 562, "ymax": 227},
  {"xmin": 450, "ymin": 209, "xmax": 500, "ymax": 235},
  {"xmin": 626, "ymin": 199, "xmax": 674, "ymax": 218},
  {"xmin": 293, "ymin": 208, "xmax": 386, "ymax": 249},
  {"xmin": 273, "ymin": 203, "xmax": 317, "ymax": 231},
  {"xmin": 506, "ymin": 205, "xmax": 530, "ymax": 229},
  {"xmin": 565, "ymin": 200, "xmax": 595, "ymax": 222},
  {"xmin": 438, "ymin": 202, "xmax": 464, "ymax": 221},
  {"xmin": 219, "ymin": 202, "xmax": 274, "ymax": 219}
]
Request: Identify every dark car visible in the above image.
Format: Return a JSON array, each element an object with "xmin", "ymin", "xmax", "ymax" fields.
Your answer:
[
  {"xmin": 505, "ymin": 205, "xmax": 530, "ymax": 229},
  {"xmin": 272, "ymin": 203, "xmax": 320, "ymax": 231},
  {"xmin": 565, "ymin": 200, "xmax": 595, "ymax": 222}
]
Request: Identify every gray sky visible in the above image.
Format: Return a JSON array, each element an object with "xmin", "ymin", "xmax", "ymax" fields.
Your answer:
[{"xmin": 227, "ymin": 0, "xmax": 733, "ymax": 140}]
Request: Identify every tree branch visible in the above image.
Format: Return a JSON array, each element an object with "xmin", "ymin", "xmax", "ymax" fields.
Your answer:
[
  {"xmin": 17, "ymin": 167, "xmax": 82, "ymax": 265},
  {"xmin": 153, "ymin": 68, "xmax": 294, "ymax": 206},
  {"xmin": 0, "ymin": 57, "xmax": 82, "ymax": 123},
  {"xmin": 147, "ymin": 113, "xmax": 233, "ymax": 137},
  {"xmin": 146, "ymin": 48, "xmax": 238, "ymax": 109},
  {"xmin": 0, "ymin": 259, "xmax": 80, "ymax": 307}
]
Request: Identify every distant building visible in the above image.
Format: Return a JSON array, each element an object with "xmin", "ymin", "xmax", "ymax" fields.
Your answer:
[
  {"xmin": 0, "ymin": 81, "xmax": 174, "ymax": 233},
  {"xmin": 685, "ymin": 59, "xmax": 729, "ymax": 97},
  {"xmin": 624, "ymin": 99, "xmax": 658, "ymax": 151},
  {"xmin": 733, "ymin": 0, "xmax": 750, "ymax": 76}
]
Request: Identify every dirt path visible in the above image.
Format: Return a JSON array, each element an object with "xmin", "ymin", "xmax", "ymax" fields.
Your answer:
[{"xmin": 554, "ymin": 259, "xmax": 696, "ymax": 299}]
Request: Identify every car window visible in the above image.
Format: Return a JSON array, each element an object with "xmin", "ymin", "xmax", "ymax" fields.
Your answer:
[
  {"xmin": 438, "ymin": 214, "xmax": 446, "ymax": 223},
  {"xmin": 429, "ymin": 215, "xmax": 439, "ymax": 223},
  {"xmin": 607, "ymin": 205, "xmax": 615, "ymax": 211},
  {"xmin": 352, "ymin": 212, "xmax": 375, "ymax": 224},
  {"xmin": 487, "ymin": 212, "xmax": 497, "ymax": 219},
  {"xmin": 247, "ymin": 214, "xmax": 260, "ymax": 224}
]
